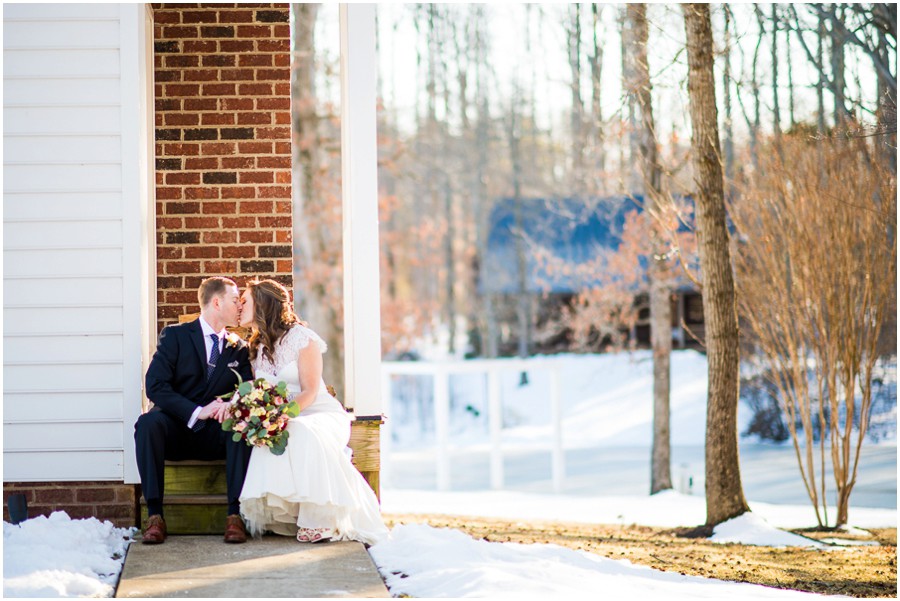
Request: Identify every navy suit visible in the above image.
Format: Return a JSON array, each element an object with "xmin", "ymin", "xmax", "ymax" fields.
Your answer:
[{"xmin": 135, "ymin": 319, "xmax": 254, "ymax": 517}]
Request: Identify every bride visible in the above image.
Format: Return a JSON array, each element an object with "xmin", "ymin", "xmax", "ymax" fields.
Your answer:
[{"xmin": 234, "ymin": 278, "xmax": 388, "ymax": 545}]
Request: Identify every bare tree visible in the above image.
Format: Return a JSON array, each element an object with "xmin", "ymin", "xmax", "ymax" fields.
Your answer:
[
  {"xmin": 731, "ymin": 134, "xmax": 897, "ymax": 527},
  {"xmin": 624, "ymin": 4, "xmax": 673, "ymax": 495},
  {"xmin": 682, "ymin": 2, "xmax": 750, "ymax": 528},
  {"xmin": 290, "ymin": 3, "xmax": 345, "ymax": 399}
]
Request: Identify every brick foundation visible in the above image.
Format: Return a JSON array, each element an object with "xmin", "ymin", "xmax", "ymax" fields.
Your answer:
[
  {"xmin": 153, "ymin": 3, "xmax": 293, "ymax": 332},
  {"xmin": 3, "ymin": 482, "xmax": 140, "ymax": 529}
]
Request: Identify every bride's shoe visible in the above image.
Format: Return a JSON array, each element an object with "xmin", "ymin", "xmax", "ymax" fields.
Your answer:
[{"xmin": 297, "ymin": 527, "xmax": 332, "ymax": 544}]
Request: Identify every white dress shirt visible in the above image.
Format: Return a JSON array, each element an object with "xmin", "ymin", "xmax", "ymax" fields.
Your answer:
[{"xmin": 186, "ymin": 315, "xmax": 227, "ymax": 429}]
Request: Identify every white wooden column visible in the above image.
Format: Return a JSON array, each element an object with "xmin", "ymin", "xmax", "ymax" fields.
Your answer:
[{"xmin": 340, "ymin": 4, "xmax": 382, "ymax": 417}]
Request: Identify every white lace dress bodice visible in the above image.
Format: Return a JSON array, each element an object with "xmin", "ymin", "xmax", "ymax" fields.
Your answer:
[{"xmin": 238, "ymin": 324, "xmax": 387, "ymax": 545}]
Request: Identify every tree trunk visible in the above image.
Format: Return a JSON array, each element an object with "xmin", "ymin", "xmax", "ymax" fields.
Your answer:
[
  {"xmin": 682, "ymin": 3, "xmax": 749, "ymax": 527},
  {"xmin": 590, "ymin": 4, "xmax": 605, "ymax": 178},
  {"xmin": 829, "ymin": 6, "xmax": 849, "ymax": 124},
  {"xmin": 620, "ymin": 8, "xmax": 641, "ymax": 193},
  {"xmin": 770, "ymin": 4, "xmax": 782, "ymax": 151},
  {"xmin": 290, "ymin": 3, "xmax": 345, "ymax": 400},
  {"xmin": 722, "ymin": 5, "xmax": 735, "ymax": 194},
  {"xmin": 569, "ymin": 4, "xmax": 584, "ymax": 189},
  {"xmin": 626, "ymin": 3, "xmax": 672, "ymax": 495}
]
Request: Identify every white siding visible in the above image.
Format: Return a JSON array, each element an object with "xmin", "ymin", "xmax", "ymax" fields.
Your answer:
[{"xmin": 3, "ymin": 4, "xmax": 154, "ymax": 483}]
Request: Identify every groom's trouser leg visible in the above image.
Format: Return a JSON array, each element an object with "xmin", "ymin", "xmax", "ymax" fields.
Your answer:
[
  {"xmin": 223, "ymin": 431, "xmax": 252, "ymax": 515},
  {"xmin": 134, "ymin": 409, "xmax": 179, "ymax": 517}
]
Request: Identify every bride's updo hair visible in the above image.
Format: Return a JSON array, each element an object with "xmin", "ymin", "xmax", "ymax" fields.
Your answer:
[{"xmin": 246, "ymin": 279, "xmax": 302, "ymax": 364}]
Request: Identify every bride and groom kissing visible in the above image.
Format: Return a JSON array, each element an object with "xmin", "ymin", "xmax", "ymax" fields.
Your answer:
[{"xmin": 135, "ymin": 276, "xmax": 387, "ymax": 545}]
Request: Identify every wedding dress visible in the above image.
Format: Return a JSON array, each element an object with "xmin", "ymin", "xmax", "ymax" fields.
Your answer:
[{"xmin": 238, "ymin": 324, "xmax": 388, "ymax": 545}]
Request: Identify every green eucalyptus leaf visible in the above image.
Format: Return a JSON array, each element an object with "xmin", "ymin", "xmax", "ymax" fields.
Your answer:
[
  {"xmin": 232, "ymin": 432, "xmax": 243, "ymax": 443},
  {"xmin": 221, "ymin": 419, "xmax": 234, "ymax": 431},
  {"xmin": 237, "ymin": 381, "xmax": 253, "ymax": 396}
]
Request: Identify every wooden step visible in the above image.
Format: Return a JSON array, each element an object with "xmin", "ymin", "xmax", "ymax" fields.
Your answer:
[
  {"xmin": 140, "ymin": 494, "xmax": 228, "ymax": 535},
  {"xmin": 163, "ymin": 460, "xmax": 227, "ymax": 495}
]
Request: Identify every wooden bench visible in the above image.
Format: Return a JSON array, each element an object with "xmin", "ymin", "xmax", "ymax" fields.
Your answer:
[{"xmin": 140, "ymin": 315, "xmax": 382, "ymax": 533}]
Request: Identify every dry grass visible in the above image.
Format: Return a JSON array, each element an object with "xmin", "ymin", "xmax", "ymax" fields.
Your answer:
[{"xmin": 384, "ymin": 514, "xmax": 897, "ymax": 598}]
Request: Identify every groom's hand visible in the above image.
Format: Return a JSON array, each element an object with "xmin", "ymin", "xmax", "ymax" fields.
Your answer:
[{"xmin": 197, "ymin": 400, "xmax": 227, "ymax": 423}]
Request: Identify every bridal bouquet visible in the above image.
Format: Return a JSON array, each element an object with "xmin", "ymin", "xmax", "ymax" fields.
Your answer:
[{"xmin": 220, "ymin": 372, "xmax": 300, "ymax": 456}]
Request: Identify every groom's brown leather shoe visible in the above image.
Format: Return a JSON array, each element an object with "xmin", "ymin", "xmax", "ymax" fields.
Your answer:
[
  {"xmin": 224, "ymin": 514, "xmax": 248, "ymax": 544},
  {"xmin": 142, "ymin": 514, "xmax": 167, "ymax": 544}
]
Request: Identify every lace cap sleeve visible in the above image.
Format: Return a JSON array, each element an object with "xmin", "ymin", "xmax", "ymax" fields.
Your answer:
[{"xmin": 287, "ymin": 324, "xmax": 327, "ymax": 355}]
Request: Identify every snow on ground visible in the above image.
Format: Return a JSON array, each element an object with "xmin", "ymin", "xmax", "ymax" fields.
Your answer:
[
  {"xmin": 369, "ymin": 523, "xmax": 835, "ymax": 599},
  {"xmin": 3, "ymin": 512, "xmax": 134, "ymax": 598}
]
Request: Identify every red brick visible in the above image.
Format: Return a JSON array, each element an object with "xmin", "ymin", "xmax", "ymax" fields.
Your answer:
[
  {"xmin": 184, "ymin": 98, "xmax": 218, "ymax": 111},
  {"xmin": 236, "ymin": 112, "xmax": 270, "ymax": 125},
  {"xmin": 184, "ymin": 69, "xmax": 220, "ymax": 82},
  {"xmin": 181, "ymin": 10, "xmax": 218, "ymax": 24},
  {"xmin": 221, "ymin": 156, "xmax": 255, "ymax": 169},
  {"xmin": 201, "ymin": 201, "xmax": 237, "ymax": 214},
  {"xmin": 167, "ymin": 202, "xmax": 201, "ymax": 214},
  {"xmin": 221, "ymin": 186, "xmax": 257, "ymax": 199},
  {"xmin": 202, "ymin": 112, "xmax": 236, "ymax": 126},
  {"xmin": 257, "ymin": 39, "xmax": 289, "ymax": 52},
  {"xmin": 222, "ymin": 98, "xmax": 254, "ymax": 111},
  {"xmin": 274, "ymin": 170, "xmax": 291, "ymax": 183},
  {"xmin": 155, "ymin": 170, "xmax": 165, "ymax": 185},
  {"xmin": 35, "ymin": 488, "xmax": 74, "ymax": 504},
  {"xmin": 274, "ymin": 200, "xmax": 292, "ymax": 213},
  {"xmin": 202, "ymin": 54, "xmax": 235, "ymax": 67},
  {"xmin": 276, "ymin": 259, "xmax": 293, "ymax": 273},
  {"xmin": 157, "ymin": 73, "xmax": 180, "ymax": 85},
  {"xmin": 273, "ymin": 53, "xmax": 290, "ymax": 67},
  {"xmin": 258, "ymin": 216, "xmax": 292, "ymax": 228},
  {"xmin": 257, "ymin": 185, "xmax": 291, "ymax": 199},
  {"xmin": 222, "ymin": 245, "xmax": 257, "ymax": 258},
  {"xmin": 239, "ymin": 201, "xmax": 274, "ymax": 214},
  {"xmin": 154, "ymin": 10, "xmax": 181, "ymax": 24},
  {"xmin": 238, "ymin": 83, "xmax": 272, "ymax": 96},
  {"xmin": 201, "ymin": 142, "xmax": 237, "ymax": 155},
  {"xmin": 256, "ymin": 68, "xmax": 289, "ymax": 81},
  {"xmin": 185, "ymin": 186, "xmax": 220, "ymax": 200},
  {"xmin": 166, "ymin": 84, "xmax": 201, "ymax": 97},
  {"xmin": 239, "ymin": 171, "xmax": 273, "ymax": 184},
  {"xmin": 222, "ymin": 216, "xmax": 257, "ymax": 228},
  {"xmin": 238, "ymin": 142, "xmax": 272, "ymax": 154},
  {"xmin": 185, "ymin": 246, "xmax": 221, "ymax": 259},
  {"xmin": 237, "ymin": 25, "xmax": 272, "ymax": 38},
  {"xmin": 163, "ymin": 25, "xmax": 199, "ymax": 39},
  {"xmin": 256, "ymin": 97, "xmax": 290, "ymax": 111},
  {"xmin": 165, "ymin": 172, "xmax": 200, "ymax": 186},
  {"xmin": 75, "ymin": 488, "xmax": 116, "ymax": 503},
  {"xmin": 255, "ymin": 127, "xmax": 290, "ymax": 141},
  {"xmin": 156, "ymin": 187, "xmax": 184, "ymax": 200},
  {"xmin": 204, "ymin": 232, "xmax": 238, "ymax": 245},
  {"xmin": 238, "ymin": 54, "xmax": 272, "ymax": 67},
  {"xmin": 220, "ymin": 40, "xmax": 254, "ymax": 53},
  {"xmin": 257, "ymin": 156, "xmax": 290, "ymax": 169},
  {"xmin": 273, "ymin": 25, "xmax": 289, "ymax": 38},
  {"xmin": 165, "ymin": 54, "xmax": 199, "ymax": 68},
  {"xmin": 273, "ymin": 112, "xmax": 290, "ymax": 125},
  {"xmin": 275, "ymin": 230, "xmax": 292, "ymax": 243},
  {"xmin": 157, "ymin": 217, "xmax": 184, "ymax": 229},
  {"xmin": 183, "ymin": 40, "xmax": 217, "ymax": 53},
  {"xmin": 219, "ymin": 68, "xmax": 256, "ymax": 82},
  {"xmin": 185, "ymin": 157, "xmax": 219, "ymax": 170},
  {"xmin": 164, "ymin": 143, "xmax": 201, "ymax": 157},
  {"xmin": 184, "ymin": 216, "xmax": 221, "ymax": 228},
  {"xmin": 166, "ymin": 261, "xmax": 202, "ymax": 274},
  {"xmin": 273, "ymin": 83, "xmax": 290, "ymax": 96},
  {"xmin": 158, "ymin": 246, "xmax": 183, "ymax": 260},
  {"xmin": 219, "ymin": 10, "xmax": 254, "ymax": 24},
  {"xmin": 202, "ymin": 83, "xmax": 236, "ymax": 96},
  {"xmin": 240, "ymin": 230, "xmax": 273, "ymax": 243},
  {"xmin": 203, "ymin": 260, "xmax": 239, "ymax": 273},
  {"xmin": 274, "ymin": 142, "xmax": 291, "ymax": 154}
]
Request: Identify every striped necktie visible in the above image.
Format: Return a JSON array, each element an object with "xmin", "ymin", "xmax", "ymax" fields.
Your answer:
[{"xmin": 207, "ymin": 333, "xmax": 220, "ymax": 378}]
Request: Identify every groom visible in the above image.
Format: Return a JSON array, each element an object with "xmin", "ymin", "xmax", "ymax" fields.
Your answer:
[{"xmin": 135, "ymin": 276, "xmax": 253, "ymax": 544}]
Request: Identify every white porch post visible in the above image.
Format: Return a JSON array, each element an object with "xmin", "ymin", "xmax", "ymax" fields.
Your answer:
[{"xmin": 339, "ymin": 4, "xmax": 382, "ymax": 418}]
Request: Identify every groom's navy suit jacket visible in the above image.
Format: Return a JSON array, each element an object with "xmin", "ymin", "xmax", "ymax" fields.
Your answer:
[{"xmin": 145, "ymin": 319, "xmax": 253, "ymax": 426}]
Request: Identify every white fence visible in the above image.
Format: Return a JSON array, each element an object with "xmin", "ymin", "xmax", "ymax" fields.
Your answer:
[{"xmin": 381, "ymin": 359, "xmax": 564, "ymax": 492}]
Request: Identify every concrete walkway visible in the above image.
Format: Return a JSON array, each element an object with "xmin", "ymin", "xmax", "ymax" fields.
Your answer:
[{"xmin": 115, "ymin": 535, "xmax": 391, "ymax": 598}]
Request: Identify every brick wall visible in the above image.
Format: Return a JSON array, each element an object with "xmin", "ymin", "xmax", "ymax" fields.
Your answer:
[
  {"xmin": 3, "ymin": 482, "xmax": 139, "ymax": 529},
  {"xmin": 153, "ymin": 3, "xmax": 293, "ymax": 331}
]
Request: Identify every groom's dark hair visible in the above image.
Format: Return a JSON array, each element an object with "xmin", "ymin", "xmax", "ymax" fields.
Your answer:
[{"xmin": 198, "ymin": 276, "xmax": 237, "ymax": 308}]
